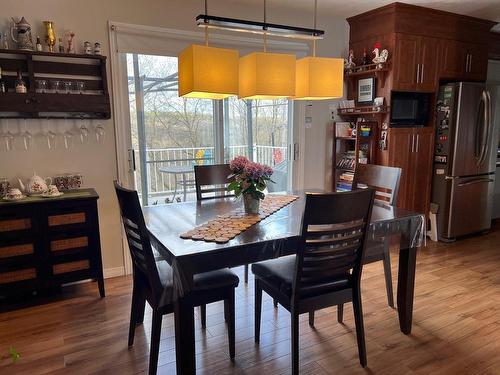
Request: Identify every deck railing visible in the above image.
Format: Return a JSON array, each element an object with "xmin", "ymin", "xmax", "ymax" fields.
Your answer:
[{"xmin": 135, "ymin": 145, "xmax": 287, "ymax": 200}]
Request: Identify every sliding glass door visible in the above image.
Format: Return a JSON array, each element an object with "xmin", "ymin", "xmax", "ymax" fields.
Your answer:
[{"xmin": 125, "ymin": 53, "xmax": 293, "ymax": 205}]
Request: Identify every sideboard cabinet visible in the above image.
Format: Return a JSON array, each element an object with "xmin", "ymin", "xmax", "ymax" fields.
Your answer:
[{"xmin": 0, "ymin": 189, "xmax": 104, "ymax": 299}]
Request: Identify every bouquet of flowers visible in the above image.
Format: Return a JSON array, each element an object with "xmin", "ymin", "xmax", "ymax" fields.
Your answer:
[{"xmin": 227, "ymin": 156, "xmax": 274, "ymax": 213}]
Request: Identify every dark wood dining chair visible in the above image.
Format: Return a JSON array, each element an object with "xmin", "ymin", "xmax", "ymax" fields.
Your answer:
[
  {"xmin": 114, "ymin": 181, "xmax": 239, "ymax": 375},
  {"xmin": 194, "ymin": 164, "xmax": 252, "ymax": 283},
  {"xmin": 352, "ymin": 163, "xmax": 401, "ymax": 309},
  {"xmin": 194, "ymin": 164, "xmax": 235, "ymax": 201},
  {"xmin": 252, "ymin": 189, "xmax": 375, "ymax": 374}
]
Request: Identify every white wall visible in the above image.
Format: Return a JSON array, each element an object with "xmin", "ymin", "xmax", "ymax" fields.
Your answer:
[{"xmin": 1, "ymin": 0, "xmax": 348, "ymax": 272}]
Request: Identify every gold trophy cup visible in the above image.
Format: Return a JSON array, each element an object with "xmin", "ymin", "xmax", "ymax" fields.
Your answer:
[{"xmin": 43, "ymin": 21, "xmax": 56, "ymax": 52}]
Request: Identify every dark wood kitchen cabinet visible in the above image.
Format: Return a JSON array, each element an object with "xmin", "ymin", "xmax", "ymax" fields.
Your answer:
[
  {"xmin": 393, "ymin": 34, "xmax": 439, "ymax": 92},
  {"xmin": 388, "ymin": 127, "xmax": 434, "ymax": 215},
  {"xmin": 440, "ymin": 40, "xmax": 488, "ymax": 81},
  {"xmin": 0, "ymin": 189, "xmax": 104, "ymax": 300}
]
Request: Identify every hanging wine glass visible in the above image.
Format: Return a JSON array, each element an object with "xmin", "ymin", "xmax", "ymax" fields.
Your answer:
[
  {"xmin": 79, "ymin": 117, "xmax": 89, "ymax": 144},
  {"xmin": 21, "ymin": 119, "xmax": 33, "ymax": 151},
  {"xmin": 44, "ymin": 118, "xmax": 56, "ymax": 150},
  {"xmin": 95, "ymin": 123, "xmax": 105, "ymax": 144},
  {"xmin": 2, "ymin": 119, "xmax": 15, "ymax": 151},
  {"xmin": 63, "ymin": 117, "xmax": 73, "ymax": 150}
]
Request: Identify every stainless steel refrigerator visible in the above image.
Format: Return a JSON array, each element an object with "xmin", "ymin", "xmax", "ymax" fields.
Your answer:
[{"xmin": 432, "ymin": 82, "xmax": 499, "ymax": 241}]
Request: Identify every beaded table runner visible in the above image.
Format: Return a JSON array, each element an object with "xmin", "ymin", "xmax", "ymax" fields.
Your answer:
[{"xmin": 180, "ymin": 195, "xmax": 299, "ymax": 243}]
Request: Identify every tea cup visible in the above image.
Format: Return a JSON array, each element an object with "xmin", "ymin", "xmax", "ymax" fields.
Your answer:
[
  {"xmin": 47, "ymin": 184, "xmax": 60, "ymax": 196},
  {"xmin": 6, "ymin": 187, "xmax": 23, "ymax": 199}
]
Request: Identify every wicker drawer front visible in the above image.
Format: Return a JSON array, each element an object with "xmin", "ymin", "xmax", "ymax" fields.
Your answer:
[
  {"xmin": 50, "ymin": 237, "xmax": 88, "ymax": 252},
  {"xmin": 0, "ymin": 218, "xmax": 32, "ymax": 232},
  {"xmin": 0, "ymin": 243, "xmax": 34, "ymax": 259},
  {"xmin": 53, "ymin": 260, "xmax": 90, "ymax": 275},
  {"xmin": 48, "ymin": 212, "xmax": 86, "ymax": 227},
  {"xmin": 0, "ymin": 268, "xmax": 37, "ymax": 284}
]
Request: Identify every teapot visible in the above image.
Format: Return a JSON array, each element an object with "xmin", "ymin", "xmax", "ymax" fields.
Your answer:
[
  {"xmin": 18, "ymin": 173, "xmax": 52, "ymax": 195},
  {"xmin": 11, "ymin": 17, "xmax": 34, "ymax": 51}
]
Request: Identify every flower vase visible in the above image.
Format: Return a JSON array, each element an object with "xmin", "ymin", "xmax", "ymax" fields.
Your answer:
[{"xmin": 243, "ymin": 194, "xmax": 260, "ymax": 214}]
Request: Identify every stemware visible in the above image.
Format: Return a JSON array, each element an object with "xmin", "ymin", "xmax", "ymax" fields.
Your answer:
[
  {"xmin": 2, "ymin": 120, "xmax": 15, "ymax": 151},
  {"xmin": 44, "ymin": 118, "xmax": 56, "ymax": 150},
  {"xmin": 79, "ymin": 119, "xmax": 89, "ymax": 144},
  {"xmin": 20, "ymin": 119, "xmax": 33, "ymax": 151},
  {"xmin": 63, "ymin": 118, "xmax": 73, "ymax": 149},
  {"xmin": 36, "ymin": 79, "xmax": 48, "ymax": 93},
  {"xmin": 95, "ymin": 123, "xmax": 105, "ymax": 143}
]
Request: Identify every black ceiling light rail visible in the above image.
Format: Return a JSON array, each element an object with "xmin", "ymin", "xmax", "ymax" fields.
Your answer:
[{"xmin": 195, "ymin": 14, "xmax": 325, "ymax": 40}]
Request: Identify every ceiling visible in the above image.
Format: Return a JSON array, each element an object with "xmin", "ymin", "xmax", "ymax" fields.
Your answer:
[{"xmin": 235, "ymin": 0, "xmax": 500, "ymax": 30}]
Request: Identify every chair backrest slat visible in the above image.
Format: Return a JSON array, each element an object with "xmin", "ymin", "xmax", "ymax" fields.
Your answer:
[
  {"xmin": 293, "ymin": 190, "xmax": 374, "ymax": 302},
  {"xmin": 353, "ymin": 164, "xmax": 401, "ymax": 205},
  {"xmin": 194, "ymin": 164, "xmax": 235, "ymax": 201},
  {"xmin": 114, "ymin": 181, "xmax": 163, "ymax": 304}
]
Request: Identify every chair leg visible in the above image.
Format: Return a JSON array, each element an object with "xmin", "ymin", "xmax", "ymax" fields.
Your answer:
[
  {"xmin": 382, "ymin": 246, "xmax": 395, "ymax": 308},
  {"xmin": 254, "ymin": 279, "xmax": 262, "ymax": 343},
  {"xmin": 128, "ymin": 284, "xmax": 140, "ymax": 347},
  {"xmin": 244, "ymin": 265, "xmax": 249, "ymax": 283},
  {"xmin": 200, "ymin": 304, "xmax": 207, "ymax": 329},
  {"xmin": 337, "ymin": 304, "xmax": 344, "ymax": 324},
  {"xmin": 273, "ymin": 299, "xmax": 278, "ymax": 308},
  {"xmin": 226, "ymin": 289, "xmax": 236, "ymax": 359},
  {"xmin": 291, "ymin": 310, "xmax": 300, "ymax": 375},
  {"xmin": 149, "ymin": 309, "xmax": 163, "ymax": 375},
  {"xmin": 352, "ymin": 287, "xmax": 367, "ymax": 368},
  {"xmin": 308, "ymin": 311, "xmax": 315, "ymax": 327}
]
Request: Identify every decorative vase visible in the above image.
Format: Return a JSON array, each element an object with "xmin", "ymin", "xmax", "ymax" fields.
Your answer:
[{"xmin": 243, "ymin": 194, "xmax": 260, "ymax": 214}]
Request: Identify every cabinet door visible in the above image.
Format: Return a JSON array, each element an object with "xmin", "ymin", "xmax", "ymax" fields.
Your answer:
[
  {"xmin": 388, "ymin": 128, "xmax": 414, "ymax": 209},
  {"xmin": 440, "ymin": 40, "xmax": 466, "ymax": 80},
  {"xmin": 465, "ymin": 43, "xmax": 488, "ymax": 81},
  {"xmin": 418, "ymin": 37, "xmax": 440, "ymax": 92},
  {"xmin": 410, "ymin": 128, "xmax": 434, "ymax": 216},
  {"xmin": 393, "ymin": 35, "xmax": 419, "ymax": 91}
]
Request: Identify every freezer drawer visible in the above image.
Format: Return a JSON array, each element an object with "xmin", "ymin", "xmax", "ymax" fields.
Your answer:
[{"xmin": 447, "ymin": 175, "xmax": 495, "ymax": 238}]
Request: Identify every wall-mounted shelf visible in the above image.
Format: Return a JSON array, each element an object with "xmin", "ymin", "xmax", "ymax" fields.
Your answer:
[
  {"xmin": 0, "ymin": 49, "xmax": 110, "ymax": 119},
  {"xmin": 338, "ymin": 106, "xmax": 389, "ymax": 117},
  {"xmin": 345, "ymin": 62, "xmax": 389, "ymax": 88}
]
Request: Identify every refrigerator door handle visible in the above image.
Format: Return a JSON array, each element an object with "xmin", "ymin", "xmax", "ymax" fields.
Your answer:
[
  {"xmin": 458, "ymin": 178, "xmax": 494, "ymax": 187},
  {"xmin": 478, "ymin": 90, "xmax": 491, "ymax": 166}
]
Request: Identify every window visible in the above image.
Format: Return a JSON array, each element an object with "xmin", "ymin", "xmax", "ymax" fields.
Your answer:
[{"xmin": 126, "ymin": 53, "xmax": 292, "ymax": 205}]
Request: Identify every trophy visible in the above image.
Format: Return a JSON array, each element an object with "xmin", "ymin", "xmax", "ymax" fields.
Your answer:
[{"xmin": 43, "ymin": 21, "xmax": 56, "ymax": 52}]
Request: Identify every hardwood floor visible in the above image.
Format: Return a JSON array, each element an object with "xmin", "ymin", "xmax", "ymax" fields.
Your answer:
[{"xmin": 2, "ymin": 222, "xmax": 500, "ymax": 374}]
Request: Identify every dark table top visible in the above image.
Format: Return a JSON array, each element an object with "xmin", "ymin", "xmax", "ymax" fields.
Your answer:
[{"xmin": 144, "ymin": 192, "xmax": 425, "ymax": 261}]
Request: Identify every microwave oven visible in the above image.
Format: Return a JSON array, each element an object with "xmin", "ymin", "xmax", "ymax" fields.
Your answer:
[{"xmin": 390, "ymin": 91, "xmax": 430, "ymax": 127}]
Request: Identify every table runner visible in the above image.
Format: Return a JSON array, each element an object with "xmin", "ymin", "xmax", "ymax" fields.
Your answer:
[{"xmin": 179, "ymin": 195, "xmax": 299, "ymax": 243}]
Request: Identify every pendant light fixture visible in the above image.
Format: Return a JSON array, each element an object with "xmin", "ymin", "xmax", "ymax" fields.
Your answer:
[
  {"xmin": 178, "ymin": 1, "xmax": 239, "ymax": 99},
  {"xmin": 238, "ymin": 0, "xmax": 296, "ymax": 100},
  {"xmin": 295, "ymin": 0, "xmax": 343, "ymax": 100}
]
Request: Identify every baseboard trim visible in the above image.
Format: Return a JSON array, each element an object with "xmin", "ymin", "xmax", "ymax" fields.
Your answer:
[{"xmin": 104, "ymin": 266, "xmax": 125, "ymax": 279}]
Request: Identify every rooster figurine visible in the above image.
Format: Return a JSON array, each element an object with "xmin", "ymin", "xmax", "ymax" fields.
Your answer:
[
  {"xmin": 344, "ymin": 49, "xmax": 356, "ymax": 71},
  {"xmin": 372, "ymin": 42, "xmax": 389, "ymax": 69}
]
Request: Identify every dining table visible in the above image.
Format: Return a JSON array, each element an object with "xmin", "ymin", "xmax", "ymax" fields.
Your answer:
[{"xmin": 144, "ymin": 191, "xmax": 425, "ymax": 374}]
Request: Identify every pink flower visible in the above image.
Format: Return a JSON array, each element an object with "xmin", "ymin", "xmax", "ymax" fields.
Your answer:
[
  {"xmin": 229, "ymin": 156, "xmax": 249, "ymax": 173},
  {"xmin": 243, "ymin": 161, "xmax": 274, "ymax": 180}
]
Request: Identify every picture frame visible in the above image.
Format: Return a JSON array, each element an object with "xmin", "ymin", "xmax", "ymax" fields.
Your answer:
[{"xmin": 357, "ymin": 77, "xmax": 376, "ymax": 104}]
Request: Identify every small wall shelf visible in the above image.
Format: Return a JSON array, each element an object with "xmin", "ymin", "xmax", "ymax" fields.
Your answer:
[
  {"xmin": 345, "ymin": 62, "xmax": 389, "ymax": 88},
  {"xmin": 337, "ymin": 106, "xmax": 389, "ymax": 117},
  {"xmin": 0, "ymin": 49, "xmax": 110, "ymax": 119}
]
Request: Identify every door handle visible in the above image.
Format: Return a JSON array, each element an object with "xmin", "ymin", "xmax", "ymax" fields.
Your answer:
[
  {"xmin": 416, "ymin": 64, "xmax": 420, "ymax": 84},
  {"xmin": 411, "ymin": 134, "xmax": 415, "ymax": 153},
  {"xmin": 420, "ymin": 64, "xmax": 424, "ymax": 84},
  {"xmin": 458, "ymin": 178, "xmax": 494, "ymax": 187},
  {"xmin": 479, "ymin": 91, "xmax": 492, "ymax": 166},
  {"xmin": 415, "ymin": 134, "xmax": 419, "ymax": 153},
  {"xmin": 469, "ymin": 54, "xmax": 473, "ymax": 73},
  {"xmin": 129, "ymin": 149, "xmax": 136, "ymax": 171},
  {"xmin": 465, "ymin": 54, "xmax": 469, "ymax": 73}
]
